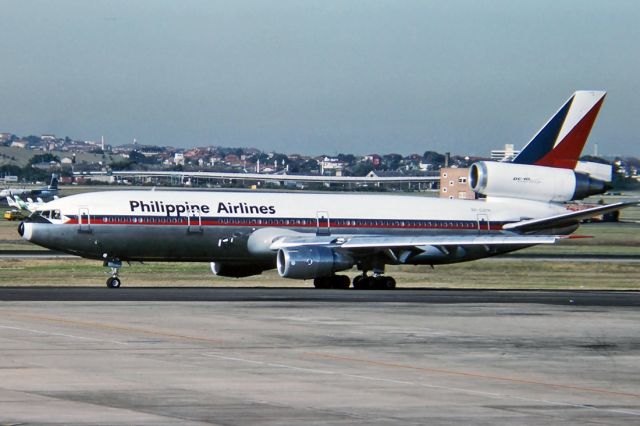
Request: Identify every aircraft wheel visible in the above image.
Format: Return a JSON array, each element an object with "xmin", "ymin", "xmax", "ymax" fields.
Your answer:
[
  {"xmin": 106, "ymin": 276, "xmax": 122, "ymax": 288},
  {"xmin": 352, "ymin": 275, "xmax": 369, "ymax": 290},
  {"xmin": 313, "ymin": 277, "xmax": 331, "ymax": 289},
  {"xmin": 369, "ymin": 276, "xmax": 396, "ymax": 290},
  {"xmin": 334, "ymin": 275, "xmax": 351, "ymax": 289},
  {"xmin": 381, "ymin": 277, "xmax": 396, "ymax": 289}
]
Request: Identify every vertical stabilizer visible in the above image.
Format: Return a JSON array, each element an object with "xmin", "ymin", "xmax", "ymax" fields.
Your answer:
[
  {"xmin": 49, "ymin": 174, "xmax": 59, "ymax": 190},
  {"xmin": 513, "ymin": 91, "xmax": 606, "ymax": 169}
]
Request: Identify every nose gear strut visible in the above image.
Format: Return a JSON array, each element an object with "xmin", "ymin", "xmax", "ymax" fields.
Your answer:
[{"xmin": 104, "ymin": 259, "xmax": 122, "ymax": 288}]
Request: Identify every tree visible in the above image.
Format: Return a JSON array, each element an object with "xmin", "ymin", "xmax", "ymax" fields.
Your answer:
[
  {"xmin": 422, "ymin": 151, "xmax": 445, "ymax": 167},
  {"xmin": 337, "ymin": 153, "xmax": 356, "ymax": 165},
  {"xmin": 295, "ymin": 159, "xmax": 319, "ymax": 174},
  {"xmin": 0, "ymin": 164, "xmax": 22, "ymax": 177},
  {"xmin": 383, "ymin": 154, "xmax": 403, "ymax": 170},
  {"xmin": 351, "ymin": 161, "xmax": 374, "ymax": 176},
  {"xmin": 128, "ymin": 150, "xmax": 149, "ymax": 164},
  {"xmin": 28, "ymin": 153, "xmax": 60, "ymax": 165}
]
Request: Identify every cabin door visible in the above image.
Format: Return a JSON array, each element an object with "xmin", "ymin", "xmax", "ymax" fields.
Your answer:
[
  {"xmin": 316, "ymin": 211, "xmax": 330, "ymax": 236},
  {"xmin": 78, "ymin": 207, "xmax": 91, "ymax": 233},
  {"xmin": 187, "ymin": 209, "xmax": 203, "ymax": 233},
  {"xmin": 476, "ymin": 214, "xmax": 490, "ymax": 232}
]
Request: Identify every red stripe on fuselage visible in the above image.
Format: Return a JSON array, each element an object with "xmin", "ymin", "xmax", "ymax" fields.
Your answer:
[{"xmin": 63, "ymin": 216, "xmax": 504, "ymax": 231}]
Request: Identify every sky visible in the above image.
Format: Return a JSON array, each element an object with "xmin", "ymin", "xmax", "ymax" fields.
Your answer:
[{"xmin": 1, "ymin": 0, "xmax": 639, "ymax": 157}]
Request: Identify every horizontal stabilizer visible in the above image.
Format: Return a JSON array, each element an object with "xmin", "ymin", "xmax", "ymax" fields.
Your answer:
[
  {"xmin": 575, "ymin": 161, "xmax": 613, "ymax": 182},
  {"xmin": 503, "ymin": 201, "xmax": 637, "ymax": 233}
]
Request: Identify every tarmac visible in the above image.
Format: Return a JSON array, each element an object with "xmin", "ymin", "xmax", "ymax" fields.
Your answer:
[{"xmin": 0, "ymin": 288, "xmax": 639, "ymax": 425}]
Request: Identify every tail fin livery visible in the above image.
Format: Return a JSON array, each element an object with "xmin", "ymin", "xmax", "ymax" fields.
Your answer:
[
  {"xmin": 49, "ymin": 173, "xmax": 59, "ymax": 190},
  {"xmin": 6, "ymin": 196, "xmax": 17, "ymax": 209},
  {"xmin": 13, "ymin": 195, "xmax": 29, "ymax": 211},
  {"xmin": 513, "ymin": 91, "xmax": 606, "ymax": 169}
]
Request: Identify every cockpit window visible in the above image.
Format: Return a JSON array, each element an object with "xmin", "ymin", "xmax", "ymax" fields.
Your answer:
[{"xmin": 34, "ymin": 210, "xmax": 61, "ymax": 220}]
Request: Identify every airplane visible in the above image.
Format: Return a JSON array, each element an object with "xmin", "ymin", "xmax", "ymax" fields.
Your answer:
[
  {"xmin": 18, "ymin": 91, "xmax": 636, "ymax": 289},
  {"xmin": 0, "ymin": 174, "xmax": 59, "ymax": 201},
  {"xmin": 8, "ymin": 195, "xmax": 56, "ymax": 213}
]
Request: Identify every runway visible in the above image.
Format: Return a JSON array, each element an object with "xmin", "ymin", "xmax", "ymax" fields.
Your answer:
[
  {"xmin": 1, "ymin": 288, "xmax": 639, "ymax": 425},
  {"xmin": 1, "ymin": 287, "xmax": 639, "ymax": 306}
]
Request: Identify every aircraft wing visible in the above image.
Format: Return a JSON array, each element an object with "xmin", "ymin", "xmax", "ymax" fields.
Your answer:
[
  {"xmin": 502, "ymin": 201, "xmax": 637, "ymax": 233},
  {"xmin": 265, "ymin": 200, "xmax": 636, "ymax": 253},
  {"xmin": 270, "ymin": 233, "xmax": 559, "ymax": 251}
]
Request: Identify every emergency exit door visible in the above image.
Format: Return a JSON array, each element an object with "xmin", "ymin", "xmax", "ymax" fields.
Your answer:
[
  {"xmin": 476, "ymin": 213, "xmax": 490, "ymax": 232},
  {"xmin": 78, "ymin": 207, "xmax": 91, "ymax": 233},
  {"xmin": 316, "ymin": 211, "xmax": 330, "ymax": 235}
]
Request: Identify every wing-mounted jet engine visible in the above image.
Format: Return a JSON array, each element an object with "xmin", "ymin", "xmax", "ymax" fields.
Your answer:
[{"xmin": 276, "ymin": 246, "xmax": 354, "ymax": 280}]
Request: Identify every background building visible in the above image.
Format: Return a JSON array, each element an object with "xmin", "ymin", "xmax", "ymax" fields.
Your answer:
[
  {"xmin": 491, "ymin": 144, "xmax": 521, "ymax": 162},
  {"xmin": 440, "ymin": 167, "xmax": 476, "ymax": 200}
]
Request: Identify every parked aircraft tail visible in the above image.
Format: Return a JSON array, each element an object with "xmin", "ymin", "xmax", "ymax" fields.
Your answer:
[
  {"xmin": 12, "ymin": 195, "xmax": 29, "ymax": 211},
  {"xmin": 49, "ymin": 174, "xmax": 59, "ymax": 190},
  {"xmin": 6, "ymin": 196, "xmax": 18, "ymax": 209},
  {"xmin": 512, "ymin": 91, "xmax": 606, "ymax": 169}
]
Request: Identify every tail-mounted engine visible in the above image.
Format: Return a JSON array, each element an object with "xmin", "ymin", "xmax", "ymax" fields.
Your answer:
[
  {"xmin": 469, "ymin": 161, "xmax": 608, "ymax": 202},
  {"xmin": 277, "ymin": 246, "xmax": 354, "ymax": 279}
]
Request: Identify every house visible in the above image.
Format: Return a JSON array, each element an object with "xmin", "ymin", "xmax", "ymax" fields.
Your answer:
[
  {"xmin": 364, "ymin": 154, "xmax": 382, "ymax": 167},
  {"xmin": 319, "ymin": 157, "xmax": 345, "ymax": 174},
  {"xmin": 174, "ymin": 153, "xmax": 185, "ymax": 166}
]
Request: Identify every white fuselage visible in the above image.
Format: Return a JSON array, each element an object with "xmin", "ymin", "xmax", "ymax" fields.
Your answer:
[{"xmin": 20, "ymin": 190, "xmax": 568, "ymax": 266}]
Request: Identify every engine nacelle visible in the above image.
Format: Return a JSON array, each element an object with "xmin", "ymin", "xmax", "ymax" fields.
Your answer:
[
  {"xmin": 277, "ymin": 246, "xmax": 354, "ymax": 279},
  {"xmin": 210, "ymin": 262, "xmax": 266, "ymax": 278},
  {"xmin": 469, "ymin": 161, "xmax": 607, "ymax": 202}
]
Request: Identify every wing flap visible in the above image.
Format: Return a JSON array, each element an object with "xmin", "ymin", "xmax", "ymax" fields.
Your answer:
[
  {"xmin": 270, "ymin": 234, "xmax": 559, "ymax": 251},
  {"xmin": 340, "ymin": 234, "xmax": 558, "ymax": 249}
]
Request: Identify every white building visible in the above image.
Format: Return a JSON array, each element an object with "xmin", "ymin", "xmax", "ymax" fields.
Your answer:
[
  {"xmin": 491, "ymin": 144, "xmax": 521, "ymax": 162},
  {"xmin": 320, "ymin": 157, "xmax": 345, "ymax": 174},
  {"xmin": 174, "ymin": 153, "xmax": 185, "ymax": 166}
]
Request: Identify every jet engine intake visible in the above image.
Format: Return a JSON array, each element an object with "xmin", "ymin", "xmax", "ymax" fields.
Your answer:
[
  {"xmin": 469, "ymin": 161, "xmax": 607, "ymax": 202},
  {"xmin": 277, "ymin": 246, "xmax": 354, "ymax": 279}
]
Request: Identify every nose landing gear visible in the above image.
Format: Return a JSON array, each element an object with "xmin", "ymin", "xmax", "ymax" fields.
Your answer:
[
  {"xmin": 106, "ymin": 275, "xmax": 121, "ymax": 288},
  {"xmin": 104, "ymin": 259, "xmax": 123, "ymax": 288}
]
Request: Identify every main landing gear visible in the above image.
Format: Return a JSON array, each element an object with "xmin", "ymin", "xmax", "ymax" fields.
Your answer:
[
  {"xmin": 353, "ymin": 274, "xmax": 396, "ymax": 290},
  {"xmin": 104, "ymin": 259, "xmax": 123, "ymax": 289},
  {"xmin": 313, "ymin": 274, "xmax": 397, "ymax": 289}
]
